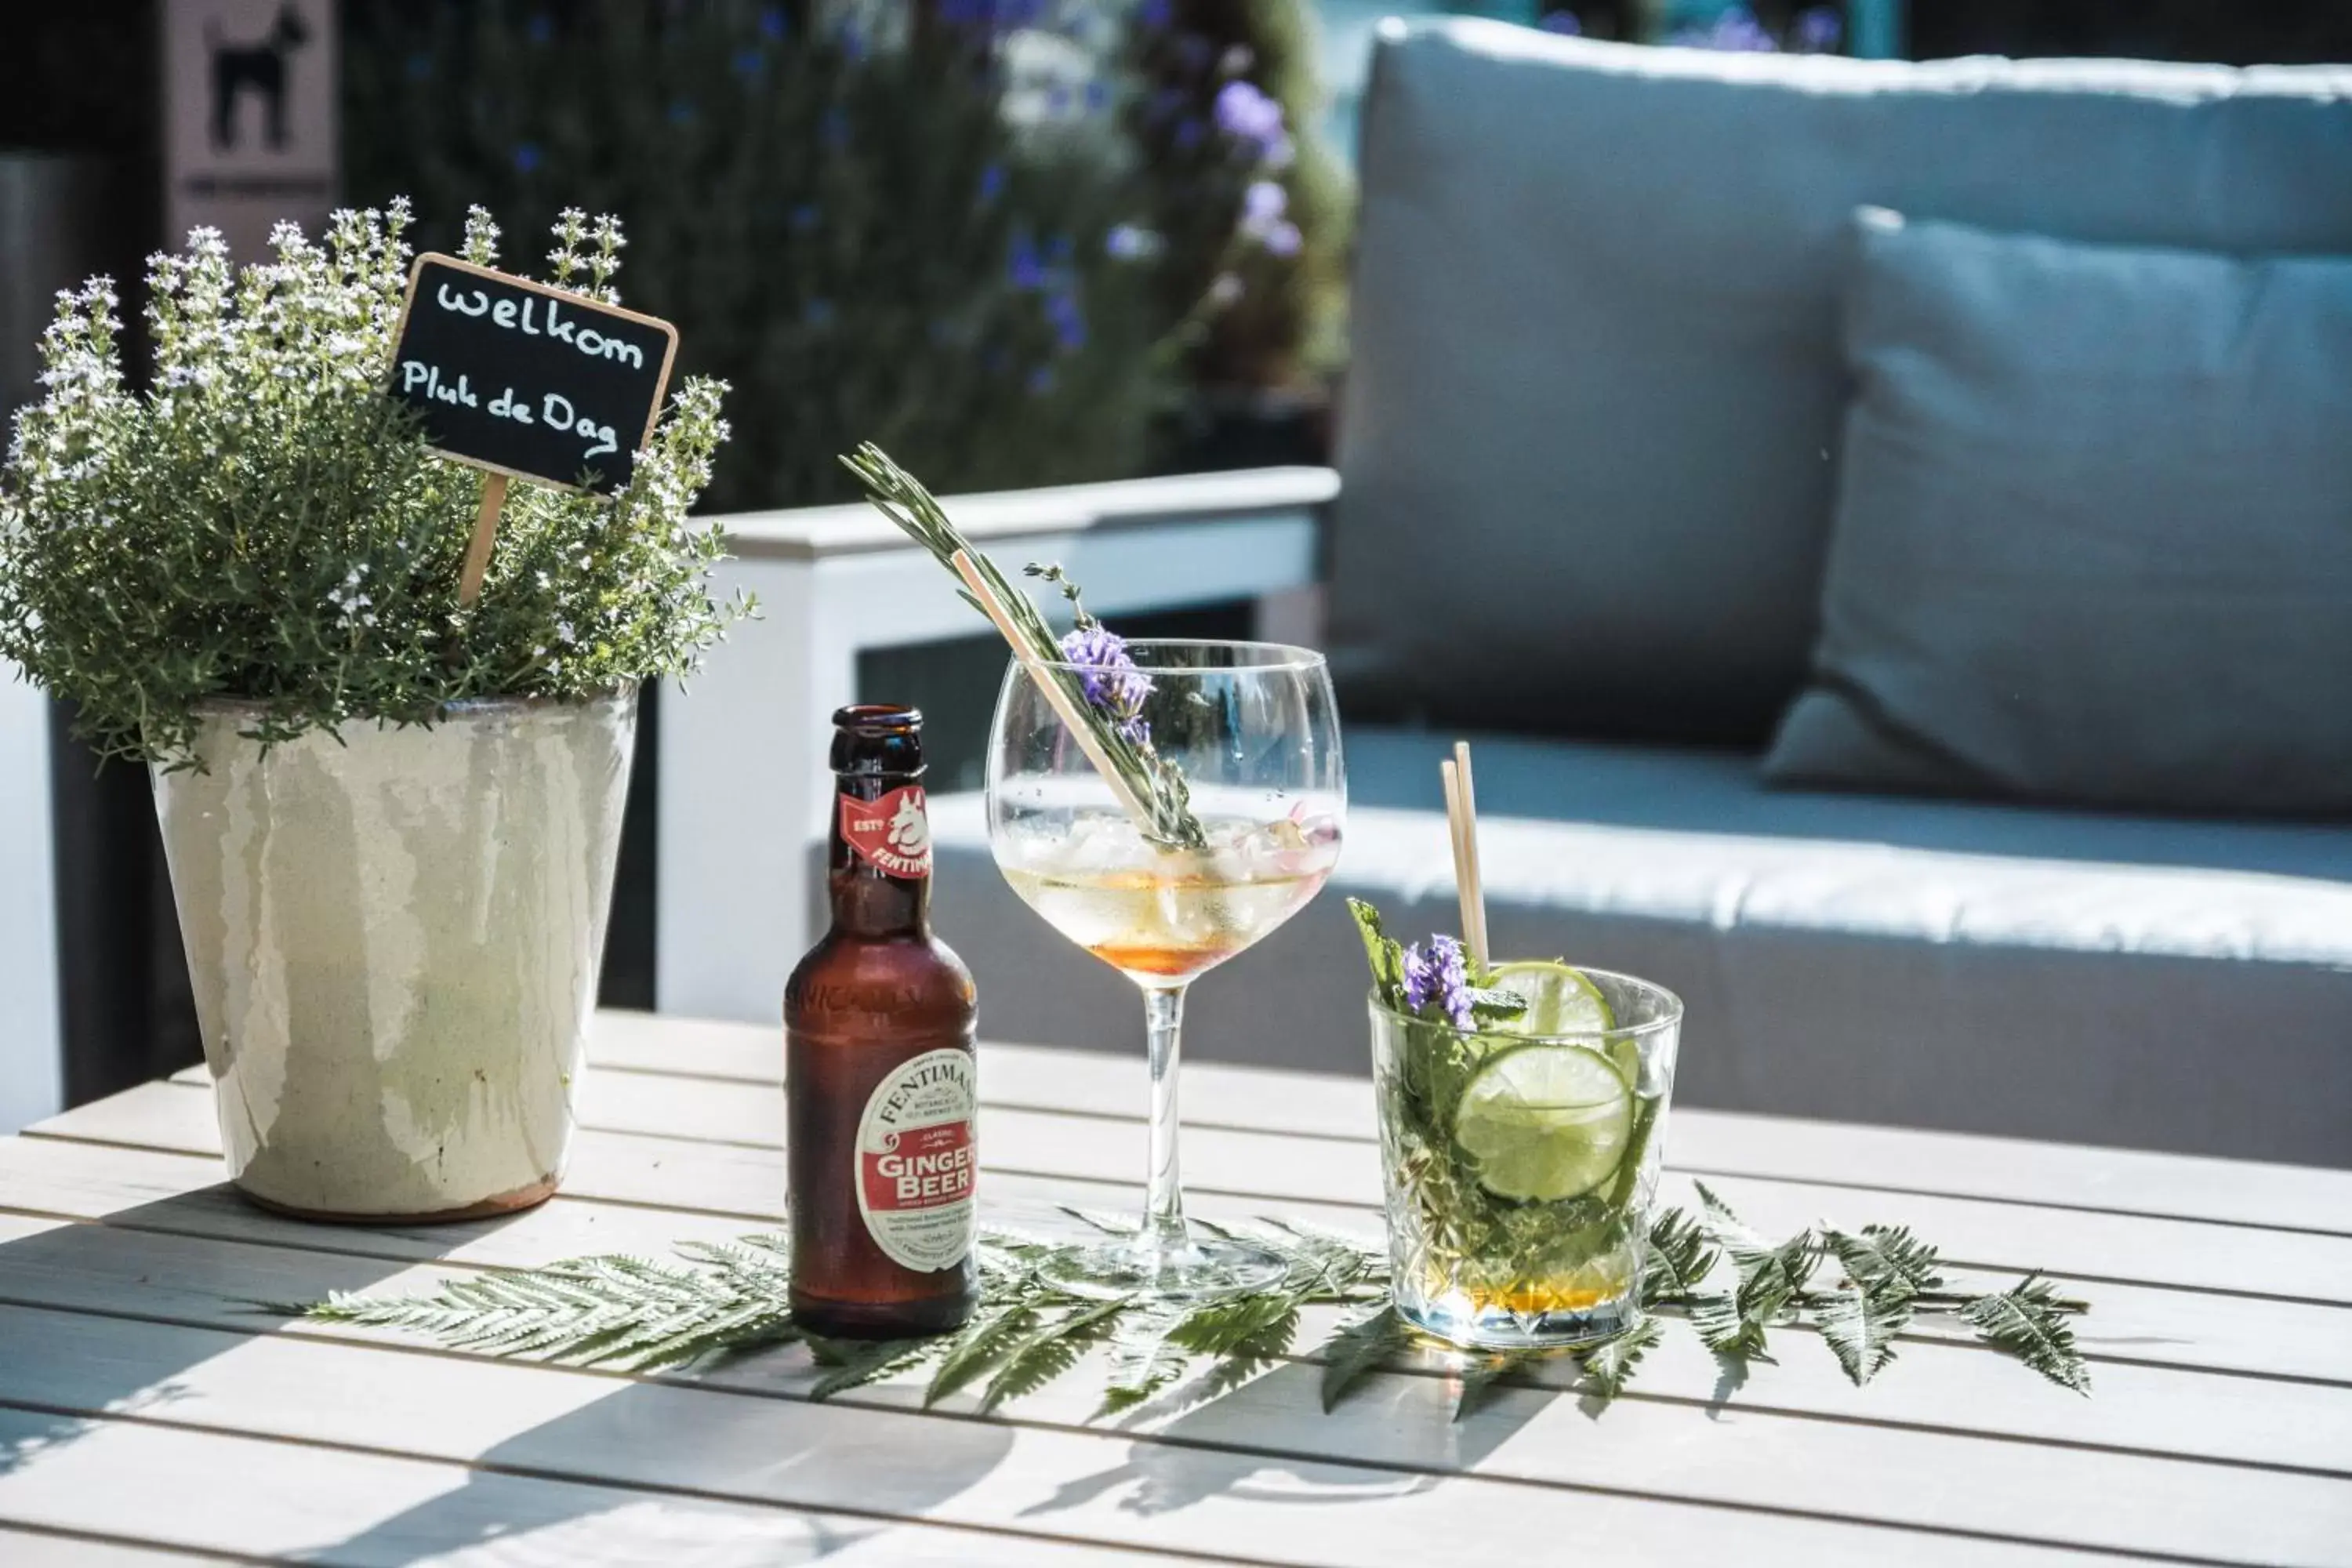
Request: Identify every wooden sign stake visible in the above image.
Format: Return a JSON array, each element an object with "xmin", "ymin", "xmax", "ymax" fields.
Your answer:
[{"xmin": 457, "ymin": 472, "xmax": 509, "ymax": 608}]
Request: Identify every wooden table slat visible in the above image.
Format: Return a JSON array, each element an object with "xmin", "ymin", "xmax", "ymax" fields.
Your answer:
[
  {"xmin": 7, "ymin": 1141, "xmax": 2350, "ymax": 1393},
  {"xmin": 9, "ymin": 1296, "xmax": 2343, "ymax": 1566},
  {"xmin": 53, "ymin": 1074, "xmax": 2352, "ymax": 1307},
  {"xmin": 2, "ymin": 1207, "xmax": 2347, "ymax": 1488},
  {"xmin": 14, "ymin": 1014, "xmax": 2352, "ymax": 1565},
  {"xmin": 582, "ymin": 1011, "xmax": 2352, "ymax": 1233},
  {"xmin": 0, "ymin": 1406, "xmax": 1187, "ymax": 1568}
]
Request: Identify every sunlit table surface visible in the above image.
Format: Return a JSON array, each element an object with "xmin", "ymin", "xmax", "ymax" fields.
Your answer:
[{"xmin": 2, "ymin": 1008, "xmax": 2349, "ymax": 1565}]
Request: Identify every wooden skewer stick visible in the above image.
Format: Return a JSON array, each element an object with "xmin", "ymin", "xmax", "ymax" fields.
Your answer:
[
  {"xmin": 949, "ymin": 549, "xmax": 1160, "ymax": 836},
  {"xmin": 1443, "ymin": 739, "xmax": 1490, "ymax": 970},
  {"xmin": 457, "ymin": 472, "xmax": 510, "ymax": 608}
]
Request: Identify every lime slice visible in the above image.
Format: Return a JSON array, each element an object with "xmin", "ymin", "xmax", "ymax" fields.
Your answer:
[
  {"xmin": 1452, "ymin": 1042, "xmax": 1635, "ymax": 1203},
  {"xmin": 1486, "ymin": 960, "xmax": 1614, "ymax": 1036}
]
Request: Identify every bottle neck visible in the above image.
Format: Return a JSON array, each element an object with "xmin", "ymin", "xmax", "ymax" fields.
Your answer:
[{"xmin": 828, "ymin": 771, "xmax": 930, "ymax": 938}]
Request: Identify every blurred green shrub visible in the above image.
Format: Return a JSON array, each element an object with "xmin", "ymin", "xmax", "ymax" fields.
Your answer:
[{"xmin": 343, "ymin": 0, "xmax": 1345, "ymax": 512}]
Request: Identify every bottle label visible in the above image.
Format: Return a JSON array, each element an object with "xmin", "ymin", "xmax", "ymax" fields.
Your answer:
[
  {"xmin": 839, "ymin": 785, "xmax": 932, "ymax": 879},
  {"xmin": 854, "ymin": 1047, "xmax": 976, "ymax": 1272}
]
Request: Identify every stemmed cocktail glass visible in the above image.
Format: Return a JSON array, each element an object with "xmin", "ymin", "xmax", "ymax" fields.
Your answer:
[{"xmin": 987, "ymin": 641, "xmax": 1345, "ymax": 1300}]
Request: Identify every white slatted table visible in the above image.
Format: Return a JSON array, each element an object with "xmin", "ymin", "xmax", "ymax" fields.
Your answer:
[{"xmin": 2, "ymin": 1009, "xmax": 2349, "ymax": 1566}]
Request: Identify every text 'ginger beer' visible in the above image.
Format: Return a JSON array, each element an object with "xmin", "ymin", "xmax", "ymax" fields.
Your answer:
[{"xmin": 786, "ymin": 704, "xmax": 978, "ymax": 1337}]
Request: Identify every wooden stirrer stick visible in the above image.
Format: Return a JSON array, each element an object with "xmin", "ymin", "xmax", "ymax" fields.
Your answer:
[
  {"xmin": 1444, "ymin": 740, "xmax": 1490, "ymax": 969},
  {"xmin": 949, "ymin": 549, "xmax": 1159, "ymax": 835}
]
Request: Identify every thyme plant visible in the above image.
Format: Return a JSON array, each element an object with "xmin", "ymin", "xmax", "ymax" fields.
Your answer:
[{"xmin": 0, "ymin": 200, "xmax": 744, "ymax": 768}]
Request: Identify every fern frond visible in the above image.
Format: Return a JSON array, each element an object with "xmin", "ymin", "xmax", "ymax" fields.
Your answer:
[
  {"xmin": 1454, "ymin": 1349, "xmax": 1537, "ymax": 1421},
  {"xmin": 1640, "ymin": 1207, "xmax": 1717, "ymax": 1305},
  {"xmin": 924, "ymin": 1302, "xmax": 1040, "ymax": 1408},
  {"xmin": 1816, "ymin": 1280, "xmax": 1908, "ymax": 1386},
  {"xmin": 981, "ymin": 1300, "xmax": 1127, "ymax": 1414},
  {"xmin": 804, "ymin": 1334, "xmax": 932, "ymax": 1399},
  {"xmin": 1098, "ymin": 1310, "xmax": 1195, "ymax": 1418},
  {"xmin": 1318, "ymin": 1304, "xmax": 1411, "ymax": 1413},
  {"xmin": 1963, "ymin": 1274, "xmax": 2090, "ymax": 1395},
  {"xmin": 1824, "ymin": 1224, "xmax": 1943, "ymax": 1300},
  {"xmin": 1577, "ymin": 1318, "xmax": 1661, "ymax": 1405}
]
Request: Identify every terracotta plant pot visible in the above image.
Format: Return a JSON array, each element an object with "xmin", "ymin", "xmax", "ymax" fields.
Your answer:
[{"xmin": 152, "ymin": 690, "xmax": 636, "ymax": 1220}]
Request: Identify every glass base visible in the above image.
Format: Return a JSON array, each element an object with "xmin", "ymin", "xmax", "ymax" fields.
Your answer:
[
  {"xmin": 1044, "ymin": 1232, "xmax": 1289, "ymax": 1303},
  {"xmin": 1399, "ymin": 1291, "xmax": 1640, "ymax": 1352}
]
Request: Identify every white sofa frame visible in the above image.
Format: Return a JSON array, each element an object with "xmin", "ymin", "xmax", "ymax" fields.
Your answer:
[{"xmin": 655, "ymin": 464, "xmax": 1338, "ymax": 1024}]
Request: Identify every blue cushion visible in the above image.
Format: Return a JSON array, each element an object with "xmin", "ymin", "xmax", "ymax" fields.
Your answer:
[
  {"xmin": 1330, "ymin": 23, "xmax": 2352, "ymax": 744},
  {"xmin": 1766, "ymin": 209, "xmax": 2352, "ymax": 816},
  {"xmin": 1341, "ymin": 728, "xmax": 2352, "ymax": 883}
]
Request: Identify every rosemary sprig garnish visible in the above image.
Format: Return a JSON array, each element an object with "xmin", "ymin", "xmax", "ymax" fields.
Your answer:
[{"xmin": 839, "ymin": 442, "xmax": 1205, "ymax": 851}]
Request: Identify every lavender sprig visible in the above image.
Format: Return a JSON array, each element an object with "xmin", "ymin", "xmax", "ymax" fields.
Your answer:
[
  {"xmin": 1402, "ymin": 935, "xmax": 1475, "ymax": 1029},
  {"xmin": 839, "ymin": 443, "xmax": 1205, "ymax": 851}
]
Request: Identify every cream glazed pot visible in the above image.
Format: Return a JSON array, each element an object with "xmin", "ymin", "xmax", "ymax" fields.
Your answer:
[{"xmin": 152, "ymin": 691, "xmax": 636, "ymax": 1220}]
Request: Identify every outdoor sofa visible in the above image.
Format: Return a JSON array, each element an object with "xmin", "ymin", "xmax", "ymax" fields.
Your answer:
[{"xmin": 659, "ymin": 22, "xmax": 2352, "ymax": 1167}]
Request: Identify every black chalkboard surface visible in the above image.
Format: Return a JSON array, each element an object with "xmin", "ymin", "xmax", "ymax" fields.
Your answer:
[{"xmin": 387, "ymin": 253, "xmax": 679, "ymax": 493}]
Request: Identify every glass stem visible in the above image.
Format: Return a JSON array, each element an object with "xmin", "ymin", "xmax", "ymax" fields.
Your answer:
[{"xmin": 1142, "ymin": 982, "xmax": 1189, "ymax": 1255}]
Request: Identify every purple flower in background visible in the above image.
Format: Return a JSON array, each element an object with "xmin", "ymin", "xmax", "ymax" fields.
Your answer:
[
  {"xmin": 1261, "ymin": 220, "xmax": 1301, "ymax": 256},
  {"xmin": 1137, "ymin": 0, "xmax": 1173, "ymax": 27},
  {"xmin": 513, "ymin": 142, "xmax": 543, "ymax": 174},
  {"xmin": 1007, "ymin": 234, "xmax": 1049, "ymax": 291},
  {"xmin": 1172, "ymin": 118, "xmax": 1204, "ymax": 152},
  {"xmin": 839, "ymin": 21, "xmax": 869, "ymax": 61},
  {"xmin": 733, "ymin": 48, "xmax": 764, "ymax": 78},
  {"xmin": 527, "ymin": 13, "xmax": 553, "ymax": 45},
  {"xmin": 1046, "ymin": 291, "xmax": 1087, "ymax": 352},
  {"xmin": 1240, "ymin": 180, "xmax": 1287, "ymax": 230},
  {"xmin": 1402, "ymin": 935, "xmax": 1474, "ymax": 1028},
  {"xmin": 977, "ymin": 162, "xmax": 1007, "ymax": 205},
  {"xmin": 1058, "ymin": 624, "xmax": 1153, "ymax": 743},
  {"xmin": 1792, "ymin": 5, "xmax": 1843, "ymax": 53},
  {"xmin": 788, "ymin": 201, "xmax": 822, "ymax": 232},
  {"xmin": 1675, "ymin": 6, "xmax": 1779, "ymax": 51},
  {"xmin": 1540, "ymin": 9, "xmax": 1582, "ymax": 34},
  {"xmin": 1213, "ymin": 80, "xmax": 1287, "ymax": 156},
  {"xmin": 1104, "ymin": 223, "xmax": 1156, "ymax": 260},
  {"xmin": 758, "ymin": 6, "xmax": 789, "ymax": 42},
  {"xmin": 1027, "ymin": 365, "xmax": 1057, "ymax": 397}
]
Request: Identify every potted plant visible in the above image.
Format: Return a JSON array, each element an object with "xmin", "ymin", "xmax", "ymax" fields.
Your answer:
[{"xmin": 0, "ymin": 201, "xmax": 742, "ymax": 1220}]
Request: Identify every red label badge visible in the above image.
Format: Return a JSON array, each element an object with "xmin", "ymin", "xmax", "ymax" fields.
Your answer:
[{"xmin": 840, "ymin": 785, "xmax": 932, "ymax": 878}]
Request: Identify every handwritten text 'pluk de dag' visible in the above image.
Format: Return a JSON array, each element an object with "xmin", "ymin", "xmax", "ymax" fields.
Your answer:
[{"xmin": 397, "ymin": 365, "xmax": 622, "ymax": 462}]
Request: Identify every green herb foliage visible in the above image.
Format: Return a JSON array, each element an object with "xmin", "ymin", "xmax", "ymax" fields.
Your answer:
[
  {"xmin": 840, "ymin": 442, "xmax": 1205, "ymax": 849},
  {"xmin": 296, "ymin": 1203, "xmax": 2089, "ymax": 1425},
  {"xmin": 0, "ymin": 201, "xmax": 745, "ymax": 768}
]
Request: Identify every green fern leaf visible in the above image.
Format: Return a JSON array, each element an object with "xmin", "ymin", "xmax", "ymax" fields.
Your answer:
[
  {"xmin": 1166, "ymin": 1290, "xmax": 1300, "ymax": 1358},
  {"xmin": 1816, "ymin": 1280, "xmax": 1909, "ymax": 1386},
  {"xmin": 804, "ymin": 1334, "xmax": 933, "ymax": 1399},
  {"xmin": 1577, "ymin": 1317, "xmax": 1661, "ymax": 1405},
  {"xmin": 1453, "ymin": 1349, "xmax": 1537, "ymax": 1421},
  {"xmin": 1640, "ymin": 1207, "xmax": 1718, "ymax": 1305},
  {"xmin": 924, "ymin": 1302, "xmax": 1039, "ymax": 1408},
  {"xmin": 980, "ymin": 1300, "xmax": 1127, "ymax": 1414},
  {"xmin": 1963, "ymin": 1274, "xmax": 2091, "ymax": 1395},
  {"xmin": 1824, "ymin": 1224, "xmax": 1943, "ymax": 1300},
  {"xmin": 1097, "ymin": 1310, "xmax": 1195, "ymax": 1417},
  {"xmin": 1318, "ymin": 1305, "xmax": 1411, "ymax": 1413}
]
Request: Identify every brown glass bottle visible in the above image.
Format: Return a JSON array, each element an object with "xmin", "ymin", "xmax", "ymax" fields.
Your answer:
[{"xmin": 785, "ymin": 705, "xmax": 978, "ymax": 1338}]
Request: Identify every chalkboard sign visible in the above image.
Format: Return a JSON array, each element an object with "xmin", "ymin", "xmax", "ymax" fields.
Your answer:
[{"xmin": 387, "ymin": 253, "xmax": 679, "ymax": 493}]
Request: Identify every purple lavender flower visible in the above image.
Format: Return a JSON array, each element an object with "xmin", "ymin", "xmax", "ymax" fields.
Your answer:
[
  {"xmin": 1260, "ymin": 220, "xmax": 1301, "ymax": 257},
  {"xmin": 1792, "ymin": 5, "xmax": 1842, "ymax": 53},
  {"xmin": 1540, "ymin": 9, "xmax": 1582, "ymax": 34},
  {"xmin": 1240, "ymin": 180, "xmax": 1287, "ymax": 231},
  {"xmin": 1402, "ymin": 935, "xmax": 1474, "ymax": 1029},
  {"xmin": 1213, "ymin": 80, "xmax": 1287, "ymax": 156},
  {"xmin": 1058, "ymin": 624, "xmax": 1153, "ymax": 744}
]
